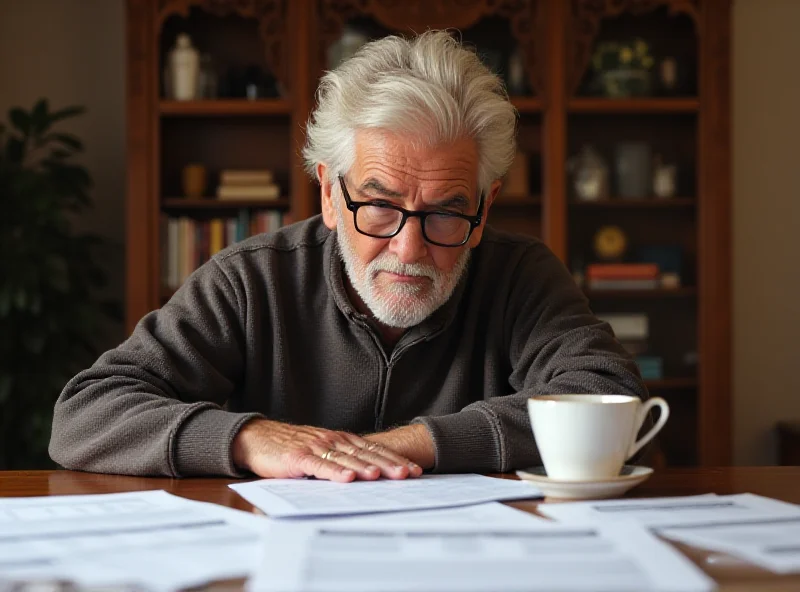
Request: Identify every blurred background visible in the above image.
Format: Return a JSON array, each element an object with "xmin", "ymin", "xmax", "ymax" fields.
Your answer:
[{"xmin": 0, "ymin": 0, "xmax": 797, "ymax": 470}]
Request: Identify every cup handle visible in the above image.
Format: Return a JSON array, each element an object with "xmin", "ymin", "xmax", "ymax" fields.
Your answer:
[{"xmin": 627, "ymin": 397, "xmax": 670, "ymax": 460}]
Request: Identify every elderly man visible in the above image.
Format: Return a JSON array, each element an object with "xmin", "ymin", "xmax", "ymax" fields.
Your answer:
[{"xmin": 50, "ymin": 31, "xmax": 646, "ymax": 481}]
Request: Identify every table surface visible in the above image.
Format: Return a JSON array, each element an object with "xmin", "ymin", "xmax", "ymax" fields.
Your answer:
[{"xmin": 2, "ymin": 467, "xmax": 800, "ymax": 591}]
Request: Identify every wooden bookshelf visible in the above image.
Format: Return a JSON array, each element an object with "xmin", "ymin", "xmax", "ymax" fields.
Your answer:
[
  {"xmin": 569, "ymin": 198, "xmax": 695, "ymax": 209},
  {"xmin": 510, "ymin": 96, "xmax": 543, "ymax": 113},
  {"xmin": 127, "ymin": 0, "xmax": 731, "ymax": 467},
  {"xmin": 159, "ymin": 99, "xmax": 293, "ymax": 116},
  {"xmin": 162, "ymin": 198, "xmax": 291, "ymax": 210},
  {"xmin": 584, "ymin": 287, "xmax": 697, "ymax": 299},
  {"xmin": 645, "ymin": 378, "xmax": 698, "ymax": 390},
  {"xmin": 568, "ymin": 97, "xmax": 700, "ymax": 113}
]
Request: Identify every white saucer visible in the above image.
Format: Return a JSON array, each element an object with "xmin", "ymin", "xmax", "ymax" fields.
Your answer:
[{"xmin": 515, "ymin": 465, "xmax": 653, "ymax": 500}]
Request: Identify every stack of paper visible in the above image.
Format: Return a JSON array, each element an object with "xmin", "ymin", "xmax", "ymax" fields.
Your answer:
[
  {"xmin": 0, "ymin": 490, "xmax": 269, "ymax": 591},
  {"xmin": 539, "ymin": 493, "xmax": 800, "ymax": 574},
  {"xmin": 5, "ymin": 474, "xmax": 799, "ymax": 591},
  {"xmin": 229, "ymin": 473, "xmax": 543, "ymax": 518},
  {"xmin": 249, "ymin": 520, "xmax": 715, "ymax": 592},
  {"xmin": 232, "ymin": 475, "xmax": 719, "ymax": 591},
  {"xmin": 537, "ymin": 493, "xmax": 800, "ymax": 527}
]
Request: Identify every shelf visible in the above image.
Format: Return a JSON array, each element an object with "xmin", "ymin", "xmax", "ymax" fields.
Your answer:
[
  {"xmin": 494, "ymin": 195, "xmax": 541, "ymax": 207},
  {"xmin": 584, "ymin": 287, "xmax": 697, "ymax": 299},
  {"xmin": 510, "ymin": 96, "xmax": 543, "ymax": 113},
  {"xmin": 162, "ymin": 198, "xmax": 291, "ymax": 210},
  {"xmin": 159, "ymin": 99, "xmax": 292, "ymax": 117},
  {"xmin": 644, "ymin": 378, "xmax": 698, "ymax": 390},
  {"xmin": 568, "ymin": 98, "xmax": 700, "ymax": 113},
  {"xmin": 570, "ymin": 198, "xmax": 695, "ymax": 208}
]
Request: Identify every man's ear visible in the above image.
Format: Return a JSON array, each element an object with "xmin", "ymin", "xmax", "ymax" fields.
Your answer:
[
  {"xmin": 318, "ymin": 163, "xmax": 337, "ymax": 230},
  {"xmin": 467, "ymin": 179, "xmax": 502, "ymax": 248}
]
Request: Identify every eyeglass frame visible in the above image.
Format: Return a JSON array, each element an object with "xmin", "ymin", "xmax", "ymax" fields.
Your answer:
[{"xmin": 337, "ymin": 175, "xmax": 484, "ymax": 248}]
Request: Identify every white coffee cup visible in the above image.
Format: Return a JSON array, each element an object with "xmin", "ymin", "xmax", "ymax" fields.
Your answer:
[{"xmin": 527, "ymin": 394, "xmax": 669, "ymax": 481}]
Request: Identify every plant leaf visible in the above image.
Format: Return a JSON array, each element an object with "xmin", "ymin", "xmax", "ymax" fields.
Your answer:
[
  {"xmin": 6, "ymin": 136, "xmax": 25, "ymax": 163},
  {"xmin": 51, "ymin": 133, "xmax": 84, "ymax": 152},
  {"xmin": 47, "ymin": 105, "xmax": 85, "ymax": 125},
  {"xmin": 9, "ymin": 108, "xmax": 30, "ymax": 135},
  {"xmin": 30, "ymin": 99, "xmax": 49, "ymax": 135}
]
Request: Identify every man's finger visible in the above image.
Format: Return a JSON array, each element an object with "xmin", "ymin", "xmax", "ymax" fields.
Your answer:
[
  {"xmin": 299, "ymin": 453, "xmax": 357, "ymax": 483},
  {"xmin": 334, "ymin": 439, "xmax": 410, "ymax": 479},
  {"xmin": 319, "ymin": 449, "xmax": 381, "ymax": 481}
]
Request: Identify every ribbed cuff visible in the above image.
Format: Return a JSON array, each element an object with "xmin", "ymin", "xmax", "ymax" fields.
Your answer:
[
  {"xmin": 412, "ymin": 408, "xmax": 504, "ymax": 473},
  {"xmin": 173, "ymin": 408, "xmax": 263, "ymax": 477}
]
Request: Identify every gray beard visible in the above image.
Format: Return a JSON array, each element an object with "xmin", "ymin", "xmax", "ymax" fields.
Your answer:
[{"xmin": 335, "ymin": 208, "xmax": 471, "ymax": 329}]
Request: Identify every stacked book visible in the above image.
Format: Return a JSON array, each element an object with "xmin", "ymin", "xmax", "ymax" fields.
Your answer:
[
  {"xmin": 597, "ymin": 312, "xmax": 663, "ymax": 379},
  {"xmin": 596, "ymin": 313, "xmax": 650, "ymax": 357},
  {"xmin": 162, "ymin": 210, "xmax": 285, "ymax": 290},
  {"xmin": 586, "ymin": 263, "xmax": 660, "ymax": 291},
  {"xmin": 216, "ymin": 169, "xmax": 280, "ymax": 201}
]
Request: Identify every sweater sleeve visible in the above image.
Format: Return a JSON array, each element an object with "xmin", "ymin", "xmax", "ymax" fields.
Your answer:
[
  {"xmin": 49, "ymin": 258, "xmax": 263, "ymax": 477},
  {"xmin": 417, "ymin": 243, "xmax": 648, "ymax": 473}
]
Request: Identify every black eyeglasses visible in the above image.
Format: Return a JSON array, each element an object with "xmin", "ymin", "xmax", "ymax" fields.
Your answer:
[{"xmin": 337, "ymin": 176, "xmax": 484, "ymax": 248}]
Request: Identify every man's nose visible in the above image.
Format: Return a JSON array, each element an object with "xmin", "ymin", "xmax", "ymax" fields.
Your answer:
[{"xmin": 388, "ymin": 217, "xmax": 428, "ymax": 264}]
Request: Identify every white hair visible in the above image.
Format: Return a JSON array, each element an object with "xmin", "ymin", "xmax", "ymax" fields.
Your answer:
[{"xmin": 303, "ymin": 30, "xmax": 518, "ymax": 194}]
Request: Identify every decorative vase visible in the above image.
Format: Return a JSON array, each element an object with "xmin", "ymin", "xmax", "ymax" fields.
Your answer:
[
  {"xmin": 168, "ymin": 34, "xmax": 200, "ymax": 101},
  {"xmin": 327, "ymin": 25, "xmax": 368, "ymax": 69},
  {"xmin": 182, "ymin": 164, "xmax": 207, "ymax": 198},
  {"xmin": 600, "ymin": 68, "xmax": 652, "ymax": 98},
  {"xmin": 568, "ymin": 145, "xmax": 609, "ymax": 202},
  {"xmin": 653, "ymin": 159, "xmax": 678, "ymax": 199}
]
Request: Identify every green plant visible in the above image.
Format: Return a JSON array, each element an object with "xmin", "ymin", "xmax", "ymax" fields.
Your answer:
[
  {"xmin": 591, "ymin": 38, "xmax": 656, "ymax": 73},
  {"xmin": 0, "ymin": 100, "xmax": 121, "ymax": 469}
]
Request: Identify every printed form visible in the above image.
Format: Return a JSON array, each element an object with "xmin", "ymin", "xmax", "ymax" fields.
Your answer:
[
  {"xmin": 539, "ymin": 493, "xmax": 800, "ymax": 574},
  {"xmin": 537, "ymin": 493, "xmax": 800, "ymax": 528},
  {"xmin": 659, "ymin": 516, "xmax": 800, "ymax": 573},
  {"xmin": 230, "ymin": 474, "xmax": 542, "ymax": 518},
  {"xmin": 249, "ymin": 521, "xmax": 715, "ymax": 592},
  {"xmin": 0, "ymin": 490, "xmax": 269, "ymax": 591}
]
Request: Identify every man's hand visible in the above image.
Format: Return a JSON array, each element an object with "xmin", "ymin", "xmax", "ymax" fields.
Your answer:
[
  {"xmin": 365, "ymin": 424, "xmax": 436, "ymax": 471},
  {"xmin": 231, "ymin": 419, "xmax": 424, "ymax": 483}
]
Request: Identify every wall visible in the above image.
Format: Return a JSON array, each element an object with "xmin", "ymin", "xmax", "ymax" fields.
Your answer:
[
  {"xmin": 1, "ymin": 0, "xmax": 798, "ymax": 464},
  {"xmin": 732, "ymin": 0, "xmax": 800, "ymax": 464},
  {"xmin": 0, "ymin": 0, "xmax": 126, "ymax": 348}
]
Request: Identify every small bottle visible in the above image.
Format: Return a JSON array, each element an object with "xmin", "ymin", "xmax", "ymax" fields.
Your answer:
[{"xmin": 169, "ymin": 33, "xmax": 199, "ymax": 101}]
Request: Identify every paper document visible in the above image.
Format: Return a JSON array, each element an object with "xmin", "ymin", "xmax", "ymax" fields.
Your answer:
[
  {"xmin": 293, "ymin": 501, "xmax": 544, "ymax": 527},
  {"xmin": 660, "ymin": 515, "xmax": 800, "ymax": 573},
  {"xmin": 249, "ymin": 521, "xmax": 715, "ymax": 592},
  {"xmin": 538, "ymin": 493, "xmax": 799, "ymax": 527},
  {"xmin": 0, "ymin": 490, "xmax": 269, "ymax": 592},
  {"xmin": 230, "ymin": 474, "xmax": 542, "ymax": 518}
]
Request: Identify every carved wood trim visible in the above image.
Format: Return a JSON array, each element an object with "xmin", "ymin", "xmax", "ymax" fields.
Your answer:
[
  {"xmin": 568, "ymin": 0, "xmax": 701, "ymax": 94},
  {"xmin": 316, "ymin": 0, "xmax": 544, "ymax": 96},
  {"xmin": 156, "ymin": 0, "xmax": 290, "ymax": 93}
]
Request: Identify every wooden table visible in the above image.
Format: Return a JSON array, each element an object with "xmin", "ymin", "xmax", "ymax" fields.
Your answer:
[{"xmin": 2, "ymin": 467, "xmax": 799, "ymax": 590}]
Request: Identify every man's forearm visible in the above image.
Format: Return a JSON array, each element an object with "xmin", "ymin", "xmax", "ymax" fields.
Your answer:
[{"xmin": 365, "ymin": 424, "xmax": 436, "ymax": 470}]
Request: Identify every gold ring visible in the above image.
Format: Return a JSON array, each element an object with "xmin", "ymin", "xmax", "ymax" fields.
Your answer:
[
  {"xmin": 321, "ymin": 449, "xmax": 336, "ymax": 461},
  {"xmin": 365, "ymin": 442, "xmax": 381, "ymax": 452}
]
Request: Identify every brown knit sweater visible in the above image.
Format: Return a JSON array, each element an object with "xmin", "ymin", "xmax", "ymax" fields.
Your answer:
[{"xmin": 49, "ymin": 216, "xmax": 646, "ymax": 477}]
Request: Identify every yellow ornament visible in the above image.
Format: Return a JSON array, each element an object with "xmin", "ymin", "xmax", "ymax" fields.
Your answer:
[{"xmin": 593, "ymin": 225, "xmax": 628, "ymax": 261}]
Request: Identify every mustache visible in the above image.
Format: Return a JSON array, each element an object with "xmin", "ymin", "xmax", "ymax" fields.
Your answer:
[{"xmin": 368, "ymin": 255, "xmax": 438, "ymax": 280}]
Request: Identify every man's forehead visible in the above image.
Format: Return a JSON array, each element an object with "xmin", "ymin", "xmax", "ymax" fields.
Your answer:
[{"xmin": 352, "ymin": 129, "xmax": 478, "ymax": 189}]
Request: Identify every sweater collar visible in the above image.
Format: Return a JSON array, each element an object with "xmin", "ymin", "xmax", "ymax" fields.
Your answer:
[{"xmin": 323, "ymin": 229, "xmax": 469, "ymax": 340}]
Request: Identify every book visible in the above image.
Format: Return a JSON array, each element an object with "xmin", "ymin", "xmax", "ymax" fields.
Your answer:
[
  {"xmin": 588, "ymin": 279, "xmax": 661, "ymax": 290},
  {"xmin": 597, "ymin": 313, "xmax": 649, "ymax": 341},
  {"xmin": 586, "ymin": 263, "xmax": 660, "ymax": 281},
  {"xmin": 216, "ymin": 183, "xmax": 280, "ymax": 200},
  {"xmin": 219, "ymin": 169, "xmax": 273, "ymax": 186}
]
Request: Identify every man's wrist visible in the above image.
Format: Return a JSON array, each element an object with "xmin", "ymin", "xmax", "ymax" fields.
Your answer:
[
  {"xmin": 231, "ymin": 417, "xmax": 268, "ymax": 471},
  {"xmin": 366, "ymin": 424, "xmax": 435, "ymax": 470}
]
